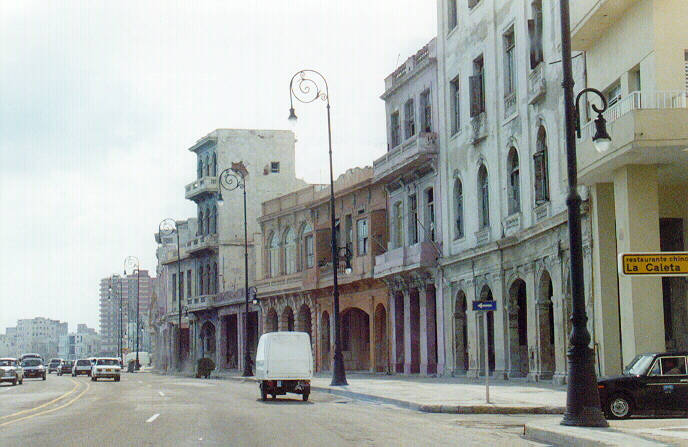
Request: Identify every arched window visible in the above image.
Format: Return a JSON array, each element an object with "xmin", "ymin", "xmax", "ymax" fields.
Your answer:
[
  {"xmin": 213, "ymin": 262, "xmax": 218, "ymax": 293},
  {"xmin": 198, "ymin": 266, "xmax": 204, "ymax": 296},
  {"xmin": 198, "ymin": 210, "xmax": 204, "ymax": 236},
  {"xmin": 283, "ymin": 227, "xmax": 296, "ymax": 275},
  {"xmin": 301, "ymin": 223, "xmax": 314, "ymax": 269},
  {"xmin": 204, "ymin": 207, "xmax": 210, "ymax": 235},
  {"xmin": 454, "ymin": 178, "xmax": 464, "ymax": 239},
  {"xmin": 534, "ymin": 126, "xmax": 549, "ymax": 204},
  {"xmin": 210, "ymin": 205, "xmax": 217, "ymax": 234},
  {"xmin": 197, "ymin": 159, "xmax": 203, "ymax": 179},
  {"xmin": 211, "ymin": 153, "xmax": 217, "ymax": 176},
  {"xmin": 269, "ymin": 233, "xmax": 280, "ymax": 277},
  {"xmin": 507, "ymin": 147, "xmax": 520, "ymax": 214},
  {"xmin": 205, "ymin": 155, "xmax": 210, "ymax": 177},
  {"xmin": 478, "ymin": 164, "xmax": 489, "ymax": 228},
  {"xmin": 206, "ymin": 263, "xmax": 212, "ymax": 294}
]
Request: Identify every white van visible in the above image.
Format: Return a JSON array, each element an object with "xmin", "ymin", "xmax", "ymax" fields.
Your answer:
[{"xmin": 255, "ymin": 332, "xmax": 313, "ymax": 401}]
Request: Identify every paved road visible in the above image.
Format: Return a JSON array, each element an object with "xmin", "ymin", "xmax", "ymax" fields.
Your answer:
[{"xmin": 0, "ymin": 372, "xmax": 550, "ymax": 446}]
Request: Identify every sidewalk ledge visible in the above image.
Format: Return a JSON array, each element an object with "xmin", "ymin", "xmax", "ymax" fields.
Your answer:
[{"xmin": 525, "ymin": 418, "xmax": 669, "ymax": 447}]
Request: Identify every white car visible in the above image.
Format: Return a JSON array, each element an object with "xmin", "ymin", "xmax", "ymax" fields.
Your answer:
[
  {"xmin": 72, "ymin": 358, "xmax": 93, "ymax": 376},
  {"xmin": 0, "ymin": 358, "xmax": 24, "ymax": 385},
  {"xmin": 91, "ymin": 357, "xmax": 121, "ymax": 382}
]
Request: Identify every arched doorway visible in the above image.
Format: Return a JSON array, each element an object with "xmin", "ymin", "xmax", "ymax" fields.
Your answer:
[
  {"xmin": 281, "ymin": 307, "xmax": 294, "ymax": 331},
  {"xmin": 537, "ymin": 270, "xmax": 555, "ymax": 379},
  {"xmin": 479, "ymin": 285, "xmax": 495, "ymax": 373},
  {"xmin": 266, "ymin": 308, "xmax": 278, "ymax": 333},
  {"xmin": 321, "ymin": 311, "xmax": 331, "ymax": 371},
  {"xmin": 200, "ymin": 321, "xmax": 216, "ymax": 360},
  {"xmin": 342, "ymin": 307, "xmax": 370, "ymax": 371},
  {"xmin": 508, "ymin": 279, "xmax": 528, "ymax": 377},
  {"xmin": 374, "ymin": 304, "xmax": 388, "ymax": 372},
  {"xmin": 454, "ymin": 291, "xmax": 468, "ymax": 372},
  {"xmin": 297, "ymin": 304, "xmax": 312, "ymax": 340}
]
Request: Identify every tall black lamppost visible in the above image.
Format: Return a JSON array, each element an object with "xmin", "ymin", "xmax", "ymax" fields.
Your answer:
[
  {"xmin": 559, "ymin": 0, "xmax": 612, "ymax": 427},
  {"xmin": 217, "ymin": 161, "xmax": 253, "ymax": 377},
  {"xmin": 159, "ymin": 218, "xmax": 184, "ymax": 371},
  {"xmin": 289, "ymin": 69, "xmax": 349, "ymax": 386},
  {"xmin": 124, "ymin": 256, "xmax": 141, "ymax": 371}
]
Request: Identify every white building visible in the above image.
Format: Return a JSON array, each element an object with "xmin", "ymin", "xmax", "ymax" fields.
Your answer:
[
  {"xmin": 436, "ymin": 0, "xmax": 589, "ymax": 382},
  {"xmin": 13, "ymin": 318, "xmax": 68, "ymax": 360},
  {"xmin": 58, "ymin": 326, "xmax": 101, "ymax": 361}
]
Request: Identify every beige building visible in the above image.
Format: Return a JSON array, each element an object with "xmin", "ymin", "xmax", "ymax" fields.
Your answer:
[{"xmin": 571, "ymin": 0, "xmax": 688, "ymax": 375}]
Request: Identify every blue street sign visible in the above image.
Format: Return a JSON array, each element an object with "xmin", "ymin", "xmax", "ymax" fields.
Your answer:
[{"xmin": 472, "ymin": 300, "xmax": 497, "ymax": 311}]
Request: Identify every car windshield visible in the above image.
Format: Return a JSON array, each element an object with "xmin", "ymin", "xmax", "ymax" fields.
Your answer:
[
  {"xmin": 23, "ymin": 359, "xmax": 41, "ymax": 367},
  {"xmin": 0, "ymin": 360, "xmax": 15, "ymax": 367},
  {"xmin": 77, "ymin": 360, "xmax": 90, "ymax": 366},
  {"xmin": 97, "ymin": 359, "xmax": 119, "ymax": 366},
  {"xmin": 625, "ymin": 354, "xmax": 656, "ymax": 375}
]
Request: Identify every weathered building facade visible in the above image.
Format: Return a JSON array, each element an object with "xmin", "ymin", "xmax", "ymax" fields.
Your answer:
[
  {"xmin": 436, "ymin": 0, "xmax": 590, "ymax": 382},
  {"xmin": 373, "ymin": 38, "xmax": 444, "ymax": 376},
  {"xmin": 256, "ymin": 167, "xmax": 391, "ymax": 373}
]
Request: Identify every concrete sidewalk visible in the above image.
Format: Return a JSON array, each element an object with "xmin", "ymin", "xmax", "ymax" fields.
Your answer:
[{"xmin": 162, "ymin": 369, "xmax": 568, "ymax": 415}]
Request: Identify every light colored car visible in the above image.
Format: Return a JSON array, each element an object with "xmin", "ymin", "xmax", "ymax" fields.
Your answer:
[
  {"xmin": 0, "ymin": 358, "xmax": 24, "ymax": 385},
  {"xmin": 72, "ymin": 358, "xmax": 93, "ymax": 376},
  {"xmin": 22, "ymin": 358, "xmax": 46, "ymax": 380},
  {"xmin": 91, "ymin": 358, "xmax": 121, "ymax": 382}
]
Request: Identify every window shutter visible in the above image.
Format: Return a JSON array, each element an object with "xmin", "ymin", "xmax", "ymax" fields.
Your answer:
[
  {"xmin": 528, "ymin": 19, "xmax": 537, "ymax": 69},
  {"xmin": 469, "ymin": 75, "xmax": 481, "ymax": 117},
  {"xmin": 534, "ymin": 151, "xmax": 546, "ymax": 203},
  {"xmin": 535, "ymin": 11, "xmax": 544, "ymax": 64}
]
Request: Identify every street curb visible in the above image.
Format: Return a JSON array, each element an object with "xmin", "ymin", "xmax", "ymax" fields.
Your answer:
[
  {"xmin": 172, "ymin": 372, "xmax": 566, "ymax": 415},
  {"xmin": 524, "ymin": 420, "xmax": 670, "ymax": 447}
]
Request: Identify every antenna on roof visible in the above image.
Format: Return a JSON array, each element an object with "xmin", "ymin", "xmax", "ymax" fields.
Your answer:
[{"xmin": 395, "ymin": 53, "xmax": 401, "ymax": 69}]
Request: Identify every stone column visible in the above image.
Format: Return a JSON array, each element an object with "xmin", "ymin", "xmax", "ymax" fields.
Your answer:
[
  {"xmin": 237, "ymin": 311, "xmax": 244, "ymax": 372},
  {"xmin": 441, "ymin": 281, "xmax": 454, "ymax": 376},
  {"xmin": 525, "ymin": 266, "xmax": 538, "ymax": 382},
  {"xmin": 419, "ymin": 285, "xmax": 429, "ymax": 375},
  {"xmin": 613, "ymin": 165, "xmax": 665, "ymax": 364},
  {"xmin": 465, "ymin": 281, "xmax": 480, "ymax": 378},
  {"xmin": 388, "ymin": 288, "xmax": 397, "ymax": 374},
  {"xmin": 215, "ymin": 317, "xmax": 223, "ymax": 369},
  {"xmin": 403, "ymin": 288, "xmax": 412, "ymax": 374},
  {"xmin": 549, "ymin": 258, "xmax": 567, "ymax": 384},
  {"xmin": 491, "ymin": 274, "xmax": 507, "ymax": 379}
]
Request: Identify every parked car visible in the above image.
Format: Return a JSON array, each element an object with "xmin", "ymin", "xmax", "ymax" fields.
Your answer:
[
  {"xmin": 598, "ymin": 352, "xmax": 688, "ymax": 419},
  {"xmin": 0, "ymin": 358, "xmax": 24, "ymax": 385},
  {"xmin": 72, "ymin": 358, "xmax": 93, "ymax": 376},
  {"xmin": 48, "ymin": 358, "xmax": 63, "ymax": 374},
  {"xmin": 57, "ymin": 360, "xmax": 74, "ymax": 376},
  {"xmin": 91, "ymin": 358, "xmax": 121, "ymax": 382},
  {"xmin": 255, "ymin": 332, "xmax": 312, "ymax": 401},
  {"xmin": 21, "ymin": 358, "xmax": 46, "ymax": 380}
]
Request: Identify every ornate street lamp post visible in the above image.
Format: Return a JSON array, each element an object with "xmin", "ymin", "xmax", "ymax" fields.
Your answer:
[
  {"xmin": 288, "ymin": 69, "xmax": 349, "ymax": 386},
  {"xmin": 559, "ymin": 0, "xmax": 612, "ymax": 427},
  {"xmin": 217, "ymin": 161, "xmax": 253, "ymax": 377},
  {"xmin": 159, "ymin": 218, "xmax": 184, "ymax": 371},
  {"xmin": 124, "ymin": 256, "xmax": 140, "ymax": 371}
]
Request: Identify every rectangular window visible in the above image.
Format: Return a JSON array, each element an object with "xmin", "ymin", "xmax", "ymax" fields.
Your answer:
[
  {"xmin": 420, "ymin": 89, "xmax": 432, "ymax": 132},
  {"xmin": 179, "ymin": 273, "xmax": 184, "ymax": 300},
  {"xmin": 390, "ymin": 111, "xmax": 401, "ymax": 148},
  {"xmin": 270, "ymin": 162, "xmax": 280, "ymax": 173},
  {"xmin": 450, "ymin": 76, "xmax": 461, "ymax": 134},
  {"xmin": 604, "ymin": 82, "xmax": 622, "ymax": 108},
  {"xmin": 534, "ymin": 151, "xmax": 549, "ymax": 203},
  {"xmin": 305, "ymin": 235, "xmax": 314, "ymax": 268},
  {"xmin": 504, "ymin": 28, "xmax": 515, "ymax": 96},
  {"xmin": 393, "ymin": 201, "xmax": 404, "ymax": 248},
  {"xmin": 528, "ymin": 1, "xmax": 544, "ymax": 69},
  {"xmin": 172, "ymin": 274, "xmax": 177, "ymax": 302},
  {"xmin": 404, "ymin": 99, "xmax": 415, "ymax": 139},
  {"xmin": 425, "ymin": 188, "xmax": 435, "ymax": 242},
  {"xmin": 408, "ymin": 194, "xmax": 418, "ymax": 245},
  {"xmin": 470, "ymin": 56, "xmax": 485, "ymax": 117},
  {"xmin": 357, "ymin": 218, "xmax": 369, "ymax": 256},
  {"xmin": 187, "ymin": 270, "xmax": 192, "ymax": 296},
  {"xmin": 447, "ymin": 0, "xmax": 457, "ymax": 31}
]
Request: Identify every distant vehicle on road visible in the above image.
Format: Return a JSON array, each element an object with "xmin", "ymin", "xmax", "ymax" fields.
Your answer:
[
  {"xmin": 0, "ymin": 358, "xmax": 24, "ymax": 385},
  {"xmin": 91, "ymin": 358, "xmax": 121, "ymax": 382},
  {"xmin": 48, "ymin": 358, "xmax": 63, "ymax": 374},
  {"xmin": 598, "ymin": 352, "xmax": 688, "ymax": 419},
  {"xmin": 21, "ymin": 358, "xmax": 46, "ymax": 380},
  {"xmin": 72, "ymin": 359, "xmax": 93, "ymax": 377},
  {"xmin": 57, "ymin": 360, "xmax": 74, "ymax": 375},
  {"xmin": 255, "ymin": 332, "xmax": 312, "ymax": 402},
  {"xmin": 124, "ymin": 352, "xmax": 150, "ymax": 371},
  {"xmin": 20, "ymin": 353, "xmax": 43, "ymax": 363}
]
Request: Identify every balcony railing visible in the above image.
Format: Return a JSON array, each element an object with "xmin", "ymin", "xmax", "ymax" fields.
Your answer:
[
  {"xmin": 579, "ymin": 90, "xmax": 688, "ymax": 141},
  {"xmin": 373, "ymin": 132, "xmax": 438, "ymax": 183},
  {"xmin": 186, "ymin": 233, "xmax": 218, "ymax": 253},
  {"xmin": 185, "ymin": 176, "xmax": 218, "ymax": 200},
  {"xmin": 528, "ymin": 64, "xmax": 546, "ymax": 104}
]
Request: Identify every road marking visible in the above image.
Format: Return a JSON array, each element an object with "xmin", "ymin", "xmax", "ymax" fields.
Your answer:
[
  {"xmin": 158, "ymin": 391, "xmax": 165, "ymax": 397},
  {"xmin": 146, "ymin": 413, "xmax": 160, "ymax": 423},
  {"xmin": 0, "ymin": 380, "xmax": 90, "ymax": 427},
  {"xmin": 0, "ymin": 379, "xmax": 79, "ymax": 420}
]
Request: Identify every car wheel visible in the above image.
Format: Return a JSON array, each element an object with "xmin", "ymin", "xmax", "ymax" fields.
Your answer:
[
  {"xmin": 302, "ymin": 392, "xmax": 309, "ymax": 402},
  {"xmin": 115, "ymin": 376, "xmax": 120, "ymax": 382},
  {"xmin": 91, "ymin": 376, "xmax": 97, "ymax": 381},
  {"xmin": 42, "ymin": 374, "xmax": 46, "ymax": 380},
  {"xmin": 260, "ymin": 383, "xmax": 267, "ymax": 401},
  {"xmin": 606, "ymin": 394, "xmax": 633, "ymax": 420},
  {"xmin": 12, "ymin": 378, "xmax": 17, "ymax": 386}
]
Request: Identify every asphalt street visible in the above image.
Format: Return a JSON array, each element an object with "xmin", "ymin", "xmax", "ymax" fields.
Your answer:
[{"xmin": 0, "ymin": 372, "xmax": 551, "ymax": 446}]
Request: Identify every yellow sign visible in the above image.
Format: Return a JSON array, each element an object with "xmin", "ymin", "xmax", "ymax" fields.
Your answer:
[{"xmin": 619, "ymin": 252, "xmax": 688, "ymax": 276}]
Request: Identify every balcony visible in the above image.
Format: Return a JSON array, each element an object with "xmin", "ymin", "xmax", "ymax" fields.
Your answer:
[
  {"xmin": 373, "ymin": 132, "xmax": 438, "ymax": 185},
  {"xmin": 528, "ymin": 64, "xmax": 546, "ymax": 104},
  {"xmin": 577, "ymin": 90, "xmax": 688, "ymax": 184},
  {"xmin": 186, "ymin": 294, "xmax": 215, "ymax": 312},
  {"xmin": 186, "ymin": 233, "xmax": 218, "ymax": 255},
  {"xmin": 374, "ymin": 242, "xmax": 437, "ymax": 278},
  {"xmin": 470, "ymin": 112, "xmax": 488, "ymax": 144},
  {"xmin": 185, "ymin": 176, "xmax": 218, "ymax": 201},
  {"xmin": 570, "ymin": 0, "xmax": 636, "ymax": 51},
  {"xmin": 158, "ymin": 246, "xmax": 179, "ymax": 265}
]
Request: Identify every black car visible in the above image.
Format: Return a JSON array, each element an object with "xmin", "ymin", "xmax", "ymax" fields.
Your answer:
[
  {"xmin": 57, "ymin": 360, "xmax": 74, "ymax": 375},
  {"xmin": 598, "ymin": 352, "xmax": 688, "ymax": 419},
  {"xmin": 21, "ymin": 358, "xmax": 47, "ymax": 380}
]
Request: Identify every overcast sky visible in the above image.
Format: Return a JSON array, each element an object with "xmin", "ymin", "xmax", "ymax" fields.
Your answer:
[{"xmin": 0, "ymin": 1, "xmax": 436, "ymax": 333}]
